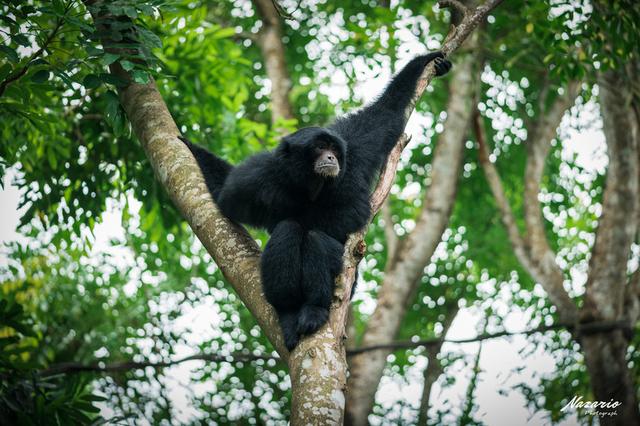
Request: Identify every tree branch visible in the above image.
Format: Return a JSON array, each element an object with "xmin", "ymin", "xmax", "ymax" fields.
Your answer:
[
  {"xmin": 583, "ymin": 68, "xmax": 639, "ymax": 321},
  {"xmin": 347, "ymin": 319, "xmax": 633, "ymax": 354},
  {"xmin": 522, "ymin": 82, "xmax": 580, "ymax": 322},
  {"xmin": 37, "ymin": 319, "xmax": 632, "ymax": 377},
  {"xmin": 438, "ymin": 0, "xmax": 470, "ymax": 17},
  {"xmin": 252, "ymin": 0, "xmax": 294, "ymax": 124},
  {"xmin": 39, "ymin": 352, "xmax": 277, "ymax": 377},
  {"xmin": 474, "ymin": 107, "xmax": 533, "ymax": 270},
  {"xmin": 474, "ymin": 82, "xmax": 580, "ymax": 324}
]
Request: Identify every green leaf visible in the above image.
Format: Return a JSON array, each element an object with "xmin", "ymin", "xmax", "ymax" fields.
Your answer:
[
  {"xmin": 0, "ymin": 63, "xmax": 12, "ymax": 81},
  {"xmin": 211, "ymin": 27, "xmax": 236, "ymax": 39},
  {"xmin": 139, "ymin": 4, "xmax": 155, "ymax": 15},
  {"xmin": 47, "ymin": 149, "xmax": 58, "ymax": 169},
  {"xmin": 123, "ymin": 6, "xmax": 138, "ymax": 18},
  {"xmin": 98, "ymin": 73, "xmax": 127, "ymax": 86},
  {"xmin": 55, "ymin": 70, "xmax": 74, "ymax": 88},
  {"xmin": 137, "ymin": 27, "xmax": 162, "ymax": 49},
  {"xmin": 12, "ymin": 34, "xmax": 30, "ymax": 47},
  {"xmin": 121, "ymin": 60, "xmax": 135, "ymax": 71},
  {"xmin": 31, "ymin": 70, "xmax": 49, "ymax": 83},
  {"xmin": 83, "ymin": 74, "xmax": 101, "ymax": 89},
  {"xmin": 0, "ymin": 45, "xmax": 19, "ymax": 63},
  {"xmin": 52, "ymin": 0, "xmax": 65, "ymax": 15},
  {"xmin": 85, "ymin": 45, "xmax": 104, "ymax": 57},
  {"xmin": 132, "ymin": 70, "xmax": 150, "ymax": 84},
  {"xmin": 101, "ymin": 53, "xmax": 120, "ymax": 66},
  {"xmin": 0, "ymin": 15, "xmax": 16, "ymax": 26}
]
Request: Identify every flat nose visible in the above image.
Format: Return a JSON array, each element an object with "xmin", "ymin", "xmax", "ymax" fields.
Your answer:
[{"xmin": 327, "ymin": 153, "xmax": 335, "ymax": 161}]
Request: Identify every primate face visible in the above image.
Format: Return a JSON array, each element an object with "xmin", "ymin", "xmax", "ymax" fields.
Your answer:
[
  {"xmin": 278, "ymin": 127, "xmax": 346, "ymax": 181},
  {"xmin": 313, "ymin": 145, "xmax": 340, "ymax": 178}
]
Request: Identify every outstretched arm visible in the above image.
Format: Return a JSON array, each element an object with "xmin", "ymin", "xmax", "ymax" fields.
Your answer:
[
  {"xmin": 329, "ymin": 52, "xmax": 451, "ymax": 158},
  {"xmin": 375, "ymin": 52, "xmax": 451, "ymax": 112}
]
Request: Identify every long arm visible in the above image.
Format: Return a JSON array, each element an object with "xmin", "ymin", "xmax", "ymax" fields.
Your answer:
[
  {"xmin": 178, "ymin": 136, "xmax": 233, "ymax": 200},
  {"xmin": 329, "ymin": 52, "xmax": 451, "ymax": 169}
]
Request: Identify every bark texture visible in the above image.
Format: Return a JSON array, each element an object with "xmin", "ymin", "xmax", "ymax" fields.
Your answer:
[
  {"xmin": 580, "ymin": 68, "xmax": 639, "ymax": 425},
  {"xmin": 345, "ymin": 34, "xmax": 479, "ymax": 425}
]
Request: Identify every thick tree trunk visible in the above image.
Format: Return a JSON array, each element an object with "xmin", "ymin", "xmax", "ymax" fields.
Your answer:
[
  {"xmin": 578, "ymin": 67, "xmax": 640, "ymax": 425},
  {"xmin": 581, "ymin": 333, "xmax": 639, "ymax": 424}
]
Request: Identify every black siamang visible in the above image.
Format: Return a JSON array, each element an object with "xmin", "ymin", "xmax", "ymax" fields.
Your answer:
[{"xmin": 180, "ymin": 52, "xmax": 452, "ymax": 350}]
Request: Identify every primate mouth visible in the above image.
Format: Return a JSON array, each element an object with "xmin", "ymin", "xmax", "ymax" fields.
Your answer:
[{"xmin": 315, "ymin": 163, "xmax": 340, "ymax": 177}]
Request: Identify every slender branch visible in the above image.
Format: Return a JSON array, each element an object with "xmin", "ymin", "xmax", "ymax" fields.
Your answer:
[
  {"xmin": 474, "ymin": 107, "xmax": 533, "ymax": 271},
  {"xmin": 438, "ymin": 0, "xmax": 470, "ymax": 16},
  {"xmin": 406, "ymin": 0, "xmax": 503, "ymax": 118},
  {"xmin": 417, "ymin": 306, "xmax": 459, "ymax": 425},
  {"xmin": 268, "ymin": 0, "xmax": 299, "ymax": 20},
  {"xmin": 39, "ymin": 352, "xmax": 277, "ymax": 377},
  {"xmin": 37, "ymin": 319, "xmax": 632, "ymax": 377},
  {"xmin": 347, "ymin": 319, "xmax": 633, "ymax": 355}
]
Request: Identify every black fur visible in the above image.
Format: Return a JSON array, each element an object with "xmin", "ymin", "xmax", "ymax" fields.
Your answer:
[{"xmin": 180, "ymin": 52, "xmax": 451, "ymax": 350}]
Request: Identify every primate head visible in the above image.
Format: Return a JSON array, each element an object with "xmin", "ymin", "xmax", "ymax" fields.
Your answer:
[{"xmin": 278, "ymin": 127, "xmax": 347, "ymax": 182}]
